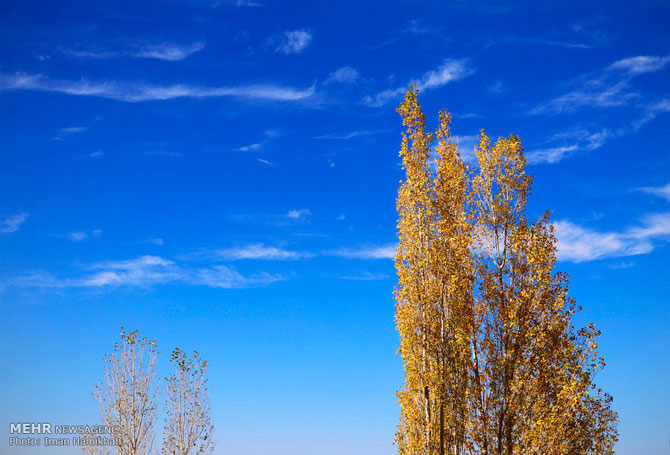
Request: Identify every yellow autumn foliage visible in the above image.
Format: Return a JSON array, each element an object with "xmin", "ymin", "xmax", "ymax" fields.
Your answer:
[{"xmin": 394, "ymin": 86, "xmax": 618, "ymax": 455}]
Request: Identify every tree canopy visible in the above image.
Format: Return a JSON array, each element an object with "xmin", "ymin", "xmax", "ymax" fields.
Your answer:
[{"xmin": 394, "ymin": 86, "xmax": 618, "ymax": 455}]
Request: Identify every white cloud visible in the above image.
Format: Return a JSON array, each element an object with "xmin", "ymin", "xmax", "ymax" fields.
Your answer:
[
  {"xmin": 531, "ymin": 80, "xmax": 637, "ymax": 114},
  {"xmin": 61, "ymin": 126, "xmax": 87, "ymax": 133},
  {"xmin": 65, "ymin": 42, "xmax": 205, "ymax": 61},
  {"xmin": 325, "ymin": 244, "xmax": 396, "ymax": 260},
  {"xmin": 337, "ymin": 271, "xmax": 389, "ymax": 281},
  {"xmin": 287, "ymin": 209, "xmax": 311, "ymax": 220},
  {"xmin": 607, "ymin": 55, "xmax": 670, "ymax": 74},
  {"xmin": 234, "ymin": 129, "xmax": 279, "ymax": 152},
  {"xmin": 554, "ymin": 213, "xmax": 670, "ymax": 262},
  {"xmin": 316, "ymin": 129, "xmax": 390, "ymax": 140},
  {"xmin": 363, "ymin": 59, "xmax": 473, "ymax": 107},
  {"xmin": 0, "ymin": 212, "xmax": 28, "ymax": 234},
  {"xmin": 1, "ymin": 73, "xmax": 316, "ymax": 103},
  {"xmin": 131, "ymin": 42, "xmax": 205, "ymax": 61},
  {"xmin": 257, "ymin": 158, "xmax": 273, "ymax": 166},
  {"xmin": 233, "ymin": 142, "xmax": 263, "ymax": 152},
  {"xmin": 13, "ymin": 254, "xmax": 283, "ymax": 289},
  {"xmin": 420, "ymin": 59, "xmax": 474, "ymax": 90},
  {"xmin": 532, "ymin": 55, "xmax": 670, "ymax": 115},
  {"xmin": 526, "ymin": 128, "xmax": 613, "ymax": 164},
  {"xmin": 144, "ymin": 237, "xmax": 165, "ymax": 246},
  {"xmin": 195, "ymin": 244, "xmax": 314, "ymax": 260},
  {"xmin": 633, "ymin": 182, "xmax": 670, "ymax": 201},
  {"xmin": 635, "ymin": 98, "xmax": 670, "ymax": 129},
  {"xmin": 67, "ymin": 232, "xmax": 88, "ymax": 242},
  {"xmin": 90, "ymin": 151, "xmax": 105, "ymax": 158},
  {"xmin": 75, "ymin": 255, "xmax": 177, "ymax": 286},
  {"xmin": 63, "ymin": 229, "xmax": 102, "ymax": 242},
  {"xmin": 189, "ymin": 265, "xmax": 283, "ymax": 288},
  {"xmin": 272, "ymin": 30, "xmax": 312, "ymax": 55},
  {"xmin": 325, "ymin": 66, "xmax": 359, "ymax": 84},
  {"xmin": 526, "ymin": 145, "xmax": 579, "ymax": 165}
]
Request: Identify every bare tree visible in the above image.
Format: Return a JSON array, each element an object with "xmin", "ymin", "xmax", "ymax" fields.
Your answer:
[
  {"xmin": 92, "ymin": 328, "xmax": 160, "ymax": 455},
  {"xmin": 162, "ymin": 348, "xmax": 214, "ymax": 455}
]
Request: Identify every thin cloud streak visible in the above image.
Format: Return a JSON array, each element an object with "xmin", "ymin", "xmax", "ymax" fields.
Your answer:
[
  {"xmin": 555, "ymin": 213, "xmax": 670, "ymax": 262},
  {"xmin": 527, "ymin": 128, "xmax": 613, "ymax": 164},
  {"xmin": 187, "ymin": 244, "xmax": 314, "ymax": 261},
  {"xmin": 325, "ymin": 66, "xmax": 359, "ymax": 84},
  {"xmin": 1, "ymin": 212, "xmax": 28, "ymax": 234},
  {"xmin": 1, "ymin": 73, "xmax": 316, "ymax": 103},
  {"xmin": 12, "ymin": 255, "xmax": 283, "ymax": 289},
  {"xmin": 64, "ymin": 42, "xmax": 205, "ymax": 61},
  {"xmin": 363, "ymin": 59, "xmax": 473, "ymax": 107},
  {"xmin": 233, "ymin": 142, "xmax": 264, "ymax": 152},
  {"xmin": 337, "ymin": 271, "xmax": 390, "ymax": 281},
  {"xmin": 325, "ymin": 244, "xmax": 396, "ymax": 260},
  {"xmin": 635, "ymin": 98, "xmax": 670, "ymax": 129},
  {"xmin": 531, "ymin": 81, "xmax": 638, "ymax": 114},
  {"xmin": 316, "ymin": 129, "xmax": 391, "ymax": 140},
  {"xmin": 61, "ymin": 126, "xmax": 88, "ymax": 133},
  {"xmin": 607, "ymin": 55, "xmax": 670, "ymax": 74},
  {"xmin": 531, "ymin": 54, "xmax": 669, "ymax": 115},
  {"xmin": 271, "ymin": 30, "xmax": 313, "ymax": 54},
  {"xmin": 632, "ymin": 182, "xmax": 670, "ymax": 201}
]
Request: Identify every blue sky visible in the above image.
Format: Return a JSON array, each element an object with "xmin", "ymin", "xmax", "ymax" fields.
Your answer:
[{"xmin": 1, "ymin": 1, "xmax": 669, "ymax": 454}]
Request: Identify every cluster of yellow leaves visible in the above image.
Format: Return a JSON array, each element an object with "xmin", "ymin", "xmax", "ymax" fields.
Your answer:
[{"xmin": 394, "ymin": 86, "xmax": 618, "ymax": 455}]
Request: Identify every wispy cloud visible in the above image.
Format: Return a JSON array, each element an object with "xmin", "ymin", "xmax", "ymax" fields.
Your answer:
[
  {"xmin": 228, "ymin": 208, "xmax": 312, "ymax": 226},
  {"xmin": 257, "ymin": 158, "xmax": 273, "ymax": 166},
  {"xmin": 527, "ymin": 128, "xmax": 613, "ymax": 164},
  {"xmin": 52, "ymin": 126, "xmax": 88, "ymax": 141},
  {"xmin": 531, "ymin": 80, "xmax": 637, "ymax": 114},
  {"xmin": 1, "ymin": 73, "xmax": 316, "ymax": 103},
  {"xmin": 1, "ymin": 212, "xmax": 28, "ymax": 234},
  {"xmin": 325, "ymin": 66, "xmax": 359, "ymax": 84},
  {"xmin": 65, "ymin": 42, "xmax": 205, "ymax": 61},
  {"xmin": 635, "ymin": 98, "xmax": 670, "ymax": 129},
  {"xmin": 526, "ymin": 145, "xmax": 579, "ymax": 165},
  {"xmin": 12, "ymin": 255, "xmax": 283, "ymax": 289},
  {"xmin": 143, "ymin": 237, "xmax": 165, "ymax": 246},
  {"xmin": 325, "ymin": 244, "xmax": 396, "ymax": 260},
  {"xmin": 531, "ymin": 54, "xmax": 670, "ymax": 115},
  {"xmin": 132, "ymin": 42, "xmax": 205, "ymax": 61},
  {"xmin": 233, "ymin": 129, "xmax": 279, "ymax": 152},
  {"xmin": 363, "ymin": 59, "xmax": 473, "ymax": 107},
  {"xmin": 62, "ymin": 229, "xmax": 102, "ymax": 242},
  {"xmin": 316, "ymin": 129, "xmax": 390, "ymax": 140},
  {"xmin": 286, "ymin": 209, "xmax": 311, "ymax": 220},
  {"xmin": 190, "ymin": 265, "xmax": 283, "ymax": 288},
  {"xmin": 336, "ymin": 271, "xmax": 390, "ymax": 281},
  {"xmin": 606, "ymin": 55, "xmax": 670, "ymax": 75},
  {"xmin": 491, "ymin": 36, "xmax": 592, "ymax": 49},
  {"xmin": 67, "ymin": 232, "xmax": 87, "ymax": 242},
  {"xmin": 143, "ymin": 150, "xmax": 181, "ymax": 157},
  {"xmin": 61, "ymin": 126, "xmax": 87, "ymax": 133},
  {"xmin": 233, "ymin": 142, "xmax": 264, "ymax": 152},
  {"xmin": 554, "ymin": 213, "xmax": 670, "ymax": 262},
  {"xmin": 632, "ymin": 182, "xmax": 670, "ymax": 201},
  {"xmin": 270, "ymin": 30, "xmax": 313, "ymax": 55},
  {"xmin": 188, "ymin": 244, "xmax": 314, "ymax": 261}
]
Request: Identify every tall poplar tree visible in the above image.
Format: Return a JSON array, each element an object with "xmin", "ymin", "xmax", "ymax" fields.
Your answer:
[{"xmin": 394, "ymin": 86, "xmax": 618, "ymax": 455}]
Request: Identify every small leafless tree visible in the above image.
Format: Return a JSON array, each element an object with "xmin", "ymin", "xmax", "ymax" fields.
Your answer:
[
  {"xmin": 162, "ymin": 348, "xmax": 214, "ymax": 455},
  {"xmin": 93, "ymin": 328, "xmax": 159, "ymax": 455}
]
